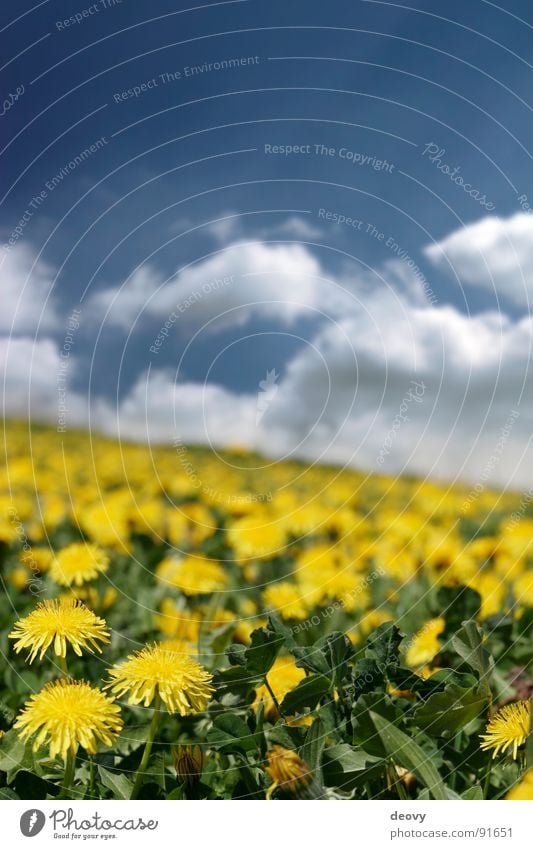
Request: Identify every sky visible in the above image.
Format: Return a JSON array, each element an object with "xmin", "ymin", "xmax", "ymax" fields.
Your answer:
[{"xmin": 2, "ymin": 0, "xmax": 533, "ymax": 489}]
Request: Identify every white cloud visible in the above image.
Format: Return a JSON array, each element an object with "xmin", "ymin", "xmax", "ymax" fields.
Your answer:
[
  {"xmin": 90, "ymin": 286, "xmax": 533, "ymax": 489},
  {"xmin": 0, "ymin": 243, "xmax": 60, "ymax": 334},
  {"xmin": 425, "ymin": 212, "xmax": 533, "ymax": 306},
  {"xmin": 0, "ymin": 336, "xmax": 87, "ymax": 425},
  {"xmin": 86, "ymin": 242, "xmax": 331, "ymax": 331},
  {"xmin": 5, "ymin": 234, "xmax": 533, "ymax": 490}
]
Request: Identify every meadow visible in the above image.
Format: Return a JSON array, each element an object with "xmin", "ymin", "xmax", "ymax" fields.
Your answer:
[{"xmin": 0, "ymin": 423, "xmax": 532, "ymax": 800}]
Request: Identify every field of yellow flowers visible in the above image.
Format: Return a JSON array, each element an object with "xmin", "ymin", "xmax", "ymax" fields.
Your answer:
[{"xmin": 0, "ymin": 422, "xmax": 532, "ymax": 800}]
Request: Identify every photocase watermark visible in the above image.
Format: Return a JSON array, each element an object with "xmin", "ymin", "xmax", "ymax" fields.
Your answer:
[
  {"xmin": 421, "ymin": 143, "xmax": 496, "ymax": 211},
  {"xmin": 256, "ymin": 369, "xmax": 279, "ymax": 425},
  {"xmin": 56, "ymin": 0, "xmax": 124, "ymax": 30},
  {"xmin": 264, "ymin": 143, "xmax": 395, "ymax": 172},
  {"xmin": 2, "ymin": 137, "xmax": 108, "ymax": 252},
  {"xmin": 57, "ymin": 309, "xmax": 82, "ymax": 433},
  {"xmin": 1, "ymin": 84, "xmax": 25, "ymax": 117},
  {"xmin": 149, "ymin": 275, "xmax": 234, "ymax": 354},
  {"xmin": 376, "ymin": 381, "xmax": 427, "ymax": 466},
  {"xmin": 113, "ymin": 56, "xmax": 261, "ymax": 103},
  {"xmin": 290, "ymin": 568, "xmax": 385, "ymax": 636},
  {"xmin": 460, "ymin": 409, "xmax": 520, "ymax": 513},
  {"xmin": 7, "ymin": 508, "xmax": 45, "ymax": 596}
]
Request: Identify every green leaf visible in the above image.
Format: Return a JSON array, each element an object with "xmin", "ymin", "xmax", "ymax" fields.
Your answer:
[
  {"xmin": 451, "ymin": 620, "xmax": 493, "ymax": 700},
  {"xmin": 352, "ymin": 658, "xmax": 382, "ymax": 695},
  {"xmin": 212, "ymin": 666, "xmax": 256, "ymax": 705},
  {"xmin": 207, "ymin": 713, "xmax": 258, "ymax": 754},
  {"xmin": 321, "ymin": 632, "xmax": 354, "ymax": 688},
  {"xmin": 366, "ymin": 622, "xmax": 403, "ymax": 672},
  {"xmin": 369, "ymin": 711, "xmax": 449, "ymax": 799},
  {"xmin": 245, "ymin": 626, "xmax": 283, "ymax": 677},
  {"xmin": 280, "ymin": 674, "xmax": 331, "ymax": 715},
  {"xmin": 301, "ymin": 716, "xmax": 327, "ymax": 774},
  {"xmin": 98, "ymin": 766, "xmax": 133, "ymax": 800},
  {"xmin": 437, "ymin": 586, "xmax": 481, "ymax": 634},
  {"xmin": 414, "ymin": 685, "xmax": 488, "ymax": 737},
  {"xmin": 0, "ymin": 731, "xmax": 34, "ymax": 782},
  {"xmin": 322, "ymin": 744, "xmax": 382, "ymax": 790},
  {"xmin": 463, "ymin": 785, "xmax": 484, "ymax": 800},
  {"xmin": 0, "ymin": 787, "xmax": 20, "ymax": 799}
]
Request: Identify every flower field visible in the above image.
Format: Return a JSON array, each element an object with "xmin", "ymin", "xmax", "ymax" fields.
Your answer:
[{"xmin": 0, "ymin": 423, "xmax": 532, "ymax": 800}]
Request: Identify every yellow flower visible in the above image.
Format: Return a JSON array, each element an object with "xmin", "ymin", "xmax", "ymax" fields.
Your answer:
[
  {"xmin": 405, "ymin": 617, "xmax": 445, "ymax": 668},
  {"xmin": 7, "ymin": 567, "xmax": 29, "ymax": 591},
  {"xmin": 19, "ymin": 547, "xmax": 53, "ymax": 573},
  {"xmin": 51, "ymin": 543, "xmax": 109, "ymax": 587},
  {"xmin": 106, "ymin": 643, "xmax": 214, "ymax": 714},
  {"xmin": 265, "ymin": 746, "xmax": 313, "ymax": 799},
  {"xmin": 262, "ymin": 581, "xmax": 309, "ymax": 620},
  {"xmin": 14, "ymin": 679, "xmax": 123, "ymax": 760},
  {"xmin": 254, "ymin": 656, "xmax": 306, "ymax": 717},
  {"xmin": 9, "ymin": 598, "xmax": 110, "ymax": 663},
  {"xmin": 227, "ymin": 515, "xmax": 286, "ymax": 561},
  {"xmin": 156, "ymin": 555, "xmax": 228, "ymax": 596},
  {"xmin": 506, "ymin": 769, "xmax": 533, "ymax": 800},
  {"xmin": 480, "ymin": 700, "xmax": 531, "ymax": 759}
]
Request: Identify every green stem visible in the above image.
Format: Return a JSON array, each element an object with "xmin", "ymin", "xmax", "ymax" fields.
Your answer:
[
  {"xmin": 264, "ymin": 676, "xmax": 283, "ymax": 717},
  {"xmin": 483, "ymin": 757, "xmax": 493, "ymax": 799},
  {"xmin": 130, "ymin": 698, "xmax": 161, "ymax": 800},
  {"xmin": 60, "ymin": 750, "xmax": 76, "ymax": 799},
  {"xmin": 57, "ymin": 655, "xmax": 69, "ymax": 676}
]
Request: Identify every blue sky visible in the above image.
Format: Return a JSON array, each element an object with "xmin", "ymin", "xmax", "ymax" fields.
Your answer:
[{"xmin": 2, "ymin": 0, "xmax": 533, "ymax": 488}]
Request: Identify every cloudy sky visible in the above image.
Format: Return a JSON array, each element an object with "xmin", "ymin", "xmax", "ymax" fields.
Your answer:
[{"xmin": 2, "ymin": 0, "xmax": 533, "ymax": 489}]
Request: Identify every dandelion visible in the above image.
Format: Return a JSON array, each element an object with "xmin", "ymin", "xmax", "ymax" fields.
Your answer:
[
  {"xmin": 265, "ymin": 746, "xmax": 316, "ymax": 799},
  {"xmin": 254, "ymin": 656, "xmax": 305, "ymax": 718},
  {"xmin": 405, "ymin": 617, "xmax": 445, "ymax": 668},
  {"xmin": 105, "ymin": 643, "xmax": 213, "ymax": 714},
  {"xmin": 51, "ymin": 543, "xmax": 109, "ymax": 587},
  {"xmin": 173, "ymin": 744, "xmax": 204, "ymax": 786},
  {"xmin": 156, "ymin": 554, "xmax": 228, "ymax": 596},
  {"xmin": 480, "ymin": 700, "xmax": 531, "ymax": 759},
  {"xmin": 9, "ymin": 598, "xmax": 110, "ymax": 663},
  {"xmin": 14, "ymin": 679, "xmax": 122, "ymax": 797},
  {"xmin": 262, "ymin": 581, "xmax": 309, "ymax": 621},
  {"xmin": 106, "ymin": 643, "xmax": 213, "ymax": 799}
]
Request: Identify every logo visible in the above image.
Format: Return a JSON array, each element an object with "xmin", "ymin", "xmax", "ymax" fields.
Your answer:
[{"xmin": 20, "ymin": 809, "xmax": 46, "ymax": 837}]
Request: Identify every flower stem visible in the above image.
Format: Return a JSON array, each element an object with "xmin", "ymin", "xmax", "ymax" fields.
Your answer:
[
  {"xmin": 264, "ymin": 676, "xmax": 283, "ymax": 717},
  {"xmin": 57, "ymin": 655, "xmax": 69, "ymax": 676},
  {"xmin": 130, "ymin": 698, "xmax": 161, "ymax": 800},
  {"xmin": 60, "ymin": 750, "xmax": 76, "ymax": 799},
  {"xmin": 483, "ymin": 757, "xmax": 493, "ymax": 799}
]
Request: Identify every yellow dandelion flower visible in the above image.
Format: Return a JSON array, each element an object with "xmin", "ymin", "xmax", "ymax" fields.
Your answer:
[
  {"xmin": 156, "ymin": 555, "xmax": 228, "ymax": 596},
  {"xmin": 9, "ymin": 598, "xmax": 110, "ymax": 663},
  {"xmin": 480, "ymin": 700, "xmax": 531, "ymax": 760},
  {"xmin": 506, "ymin": 769, "xmax": 533, "ymax": 800},
  {"xmin": 227, "ymin": 515, "xmax": 286, "ymax": 561},
  {"xmin": 405, "ymin": 617, "xmax": 445, "ymax": 668},
  {"xmin": 19, "ymin": 547, "xmax": 53, "ymax": 573},
  {"xmin": 14, "ymin": 679, "xmax": 123, "ymax": 760},
  {"xmin": 105, "ymin": 643, "xmax": 214, "ymax": 714},
  {"xmin": 51, "ymin": 543, "xmax": 109, "ymax": 587},
  {"xmin": 265, "ymin": 746, "xmax": 313, "ymax": 799},
  {"xmin": 263, "ymin": 581, "xmax": 309, "ymax": 620},
  {"xmin": 254, "ymin": 656, "xmax": 306, "ymax": 717}
]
